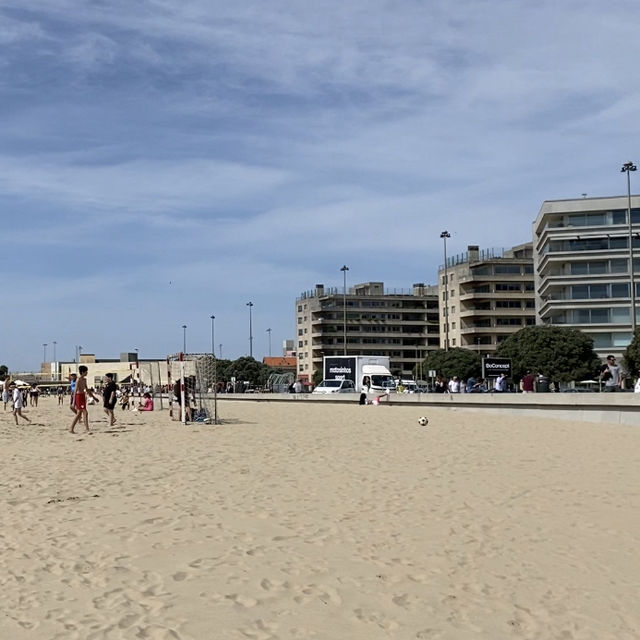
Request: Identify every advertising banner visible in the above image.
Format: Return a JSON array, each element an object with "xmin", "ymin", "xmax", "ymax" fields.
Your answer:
[
  {"xmin": 482, "ymin": 357, "xmax": 512, "ymax": 378},
  {"xmin": 324, "ymin": 357, "xmax": 357, "ymax": 383}
]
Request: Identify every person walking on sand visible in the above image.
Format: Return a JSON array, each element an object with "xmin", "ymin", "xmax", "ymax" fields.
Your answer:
[
  {"xmin": 11, "ymin": 382, "xmax": 31, "ymax": 425},
  {"xmin": 69, "ymin": 366, "xmax": 100, "ymax": 434},
  {"xmin": 102, "ymin": 373, "xmax": 118, "ymax": 426},
  {"xmin": 69, "ymin": 372, "xmax": 78, "ymax": 414},
  {"xmin": 2, "ymin": 375, "xmax": 11, "ymax": 411}
]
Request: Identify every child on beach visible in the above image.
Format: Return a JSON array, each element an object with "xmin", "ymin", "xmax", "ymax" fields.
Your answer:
[
  {"xmin": 120, "ymin": 390, "xmax": 130, "ymax": 411},
  {"xmin": 102, "ymin": 373, "xmax": 118, "ymax": 426},
  {"xmin": 69, "ymin": 373, "xmax": 77, "ymax": 414},
  {"xmin": 11, "ymin": 382, "xmax": 31, "ymax": 425},
  {"xmin": 135, "ymin": 392, "xmax": 154, "ymax": 411},
  {"xmin": 69, "ymin": 366, "xmax": 101, "ymax": 434}
]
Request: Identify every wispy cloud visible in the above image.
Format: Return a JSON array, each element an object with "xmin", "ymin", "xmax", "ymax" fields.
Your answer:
[{"xmin": 2, "ymin": 1, "xmax": 640, "ymax": 368}]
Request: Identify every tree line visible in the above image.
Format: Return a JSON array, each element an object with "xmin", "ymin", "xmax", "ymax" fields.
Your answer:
[{"xmin": 415, "ymin": 325, "xmax": 640, "ymax": 383}]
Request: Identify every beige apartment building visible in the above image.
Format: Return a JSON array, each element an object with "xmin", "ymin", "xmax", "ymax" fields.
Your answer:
[
  {"xmin": 534, "ymin": 195, "xmax": 640, "ymax": 360},
  {"xmin": 438, "ymin": 243, "xmax": 535, "ymax": 353},
  {"xmin": 295, "ymin": 282, "xmax": 440, "ymax": 382}
]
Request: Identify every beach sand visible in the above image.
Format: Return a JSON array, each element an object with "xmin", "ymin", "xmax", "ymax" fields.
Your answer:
[{"xmin": 1, "ymin": 397, "xmax": 639, "ymax": 639}]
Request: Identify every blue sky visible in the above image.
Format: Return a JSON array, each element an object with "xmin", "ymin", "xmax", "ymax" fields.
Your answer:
[{"xmin": 2, "ymin": 1, "xmax": 640, "ymax": 370}]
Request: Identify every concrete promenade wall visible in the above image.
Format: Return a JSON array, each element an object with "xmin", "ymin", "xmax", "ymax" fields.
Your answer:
[{"xmin": 218, "ymin": 392, "xmax": 640, "ymax": 427}]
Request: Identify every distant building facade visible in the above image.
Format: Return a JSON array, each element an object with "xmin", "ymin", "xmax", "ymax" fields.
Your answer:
[
  {"xmin": 534, "ymin": 196, "xmax": 640, "ymax": 359},
  {"xmin": 438, "ymin": 243, "xmax": 535, "ymax": 353},
  {"xmin": 295, "ymin": 282, "xmax": 440, "ymax": 382}
]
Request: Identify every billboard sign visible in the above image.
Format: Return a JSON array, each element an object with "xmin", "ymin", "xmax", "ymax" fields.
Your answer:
[
  {"xmin": 482, "ymin": 357, "xmax": 512, "ymax": 378},
  {"xmin": 324, "ymin": 357, "xmax": 357, "ymax": 383}
]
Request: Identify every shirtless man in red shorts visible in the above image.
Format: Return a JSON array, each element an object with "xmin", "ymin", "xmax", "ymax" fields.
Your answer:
[{"xmin": 69, "ymin": 365, "xmax": 100, "ymax": 434}]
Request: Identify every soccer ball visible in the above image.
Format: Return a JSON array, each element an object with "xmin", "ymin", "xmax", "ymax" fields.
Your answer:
[{"xmin": 418, "ymin": 416, "xmax": 428, "ymax": 426}]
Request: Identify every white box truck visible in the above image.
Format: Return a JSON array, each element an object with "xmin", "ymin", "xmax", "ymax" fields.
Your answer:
[{"xmin": 321, "ymin": 355, "xmax": 396, "ymax": 394}]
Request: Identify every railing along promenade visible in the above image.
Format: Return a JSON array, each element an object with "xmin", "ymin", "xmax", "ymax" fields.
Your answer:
[{"xmin": 214, "ymin": 392, "xmax": 640, "ymax": 427}]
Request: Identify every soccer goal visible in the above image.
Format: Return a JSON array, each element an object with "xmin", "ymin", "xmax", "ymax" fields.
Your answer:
[{"xmin": 167, "ymin": 353, "xmax": 220, "ymax": 425}]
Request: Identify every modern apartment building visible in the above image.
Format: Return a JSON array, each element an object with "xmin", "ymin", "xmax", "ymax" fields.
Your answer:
[
  {"xmin": 295, "ymin": 282, "xmax": 440, "ymax": 382},
  {"xmin": 438, "ymin": 243, "xmax": 535, "ymax": 352},
  {"xmin": 533, "ymin": 196, "xmax": 640, "ymax": 359}
]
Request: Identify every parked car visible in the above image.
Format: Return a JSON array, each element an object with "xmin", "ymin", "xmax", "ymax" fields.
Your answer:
[{"xmin": 312, "ymin": 379, "xmax": 356, "ymax": 394}]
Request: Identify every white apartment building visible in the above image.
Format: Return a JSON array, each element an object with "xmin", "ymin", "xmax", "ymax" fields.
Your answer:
[
  {"xmin": 438, "ymin": 243, "xmax": 535, "ymax": 352},
  {"xmin": 295, "ymin": 282, "xmax": 440, "ymax": 382},
  {"xmin": 534, "ymin": 196, "xmax": 640, "ymax": 359}
]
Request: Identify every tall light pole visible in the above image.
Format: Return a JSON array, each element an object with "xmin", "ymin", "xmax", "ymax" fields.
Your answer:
[
  {"xmin": 266, "ymin": 327, "xmax": 272, "ymax": 357},
  {"xmin": 440, "ymin": 231, "xmax": 451, "ymax": 351},
  {"xmin": 247, "ymin": 302, "xmax": 254, "ymax": 358},
  {"xmin": 42, "ymin": 343, "xmax": 47, "ymax": 363},
  {"xmin": 622, "ymin": 161, "xmax": 637, "ymax": 335},
  {"xmin": 52, "ymin": 341, "xmax": 56, "ymax": 362},
  {"xmin": 182, "ymin": 325, "xmax": 187, "ymax": 354},
  {"xmin": 340, "ymin": 265, "xmax": 349, "ymax": 355},
  {"xmin": 219, "ymin": 343, "xmax": 223, "ymax": 358},
  {"xmin": 210, "ymin": 315, "xmax": 215, "ymax": 355},
  {"xmin": 76, "ymin": 345, "xmax": 83, "ymax": 373}
]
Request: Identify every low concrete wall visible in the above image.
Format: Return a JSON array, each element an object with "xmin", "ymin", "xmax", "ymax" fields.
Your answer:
[{"xmin": 218, "ymin": 392, "xmax": 640, "ymax": 426}]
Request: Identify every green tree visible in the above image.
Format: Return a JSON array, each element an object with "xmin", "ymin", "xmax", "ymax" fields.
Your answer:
[
  {"xmin": 226, "ymin": 357, "xmax": 273, "ymax": 388},
  {"xmin": 0, "ymin": 364, "xmax": 7, "ymax": 376},
  {"xmin": 622, "ymin": 328, "xmax": 640, "ymax": 375},
  {"xmin": 416, "ymin": 348, "xmax": 481, "ymax": 381},
  {"xmin": 312, "ymin": 368, "xmax": 323, "ymax": 386},
  {"xmin": 496, "ymin": 325, "xmax": 600, "ymax": 382}
]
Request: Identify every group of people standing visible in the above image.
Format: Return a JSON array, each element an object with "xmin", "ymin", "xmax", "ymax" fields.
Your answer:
[
  {"xmin": 433, "ymin": 375, "xmax": 499, "ymax": 393},
  {"xmin": 2, "ymin": 368, "xmax": 154, "ymax": 434}
]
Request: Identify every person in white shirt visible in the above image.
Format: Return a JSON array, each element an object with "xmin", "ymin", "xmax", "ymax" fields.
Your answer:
[
  {"xmin": 11, "ymin": 383, "xmax": 31, "ymax": 425},
  {"xmin": 495, "ymin": 373, "xmax": 507, "ymax": 392},
  {"xmin": 447, "ymin": 376, "xmax": 460, "ymax": 393}
]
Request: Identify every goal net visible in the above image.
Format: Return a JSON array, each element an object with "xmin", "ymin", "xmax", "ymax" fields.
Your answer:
[{"xmin": 167, "ymin": 353, "xmax": 220, "ymax": 425}]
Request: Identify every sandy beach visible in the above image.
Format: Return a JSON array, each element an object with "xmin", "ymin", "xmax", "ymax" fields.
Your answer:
[{"xmin": 1, "ymin": 397, "xmax": 639, "ymax": 639}]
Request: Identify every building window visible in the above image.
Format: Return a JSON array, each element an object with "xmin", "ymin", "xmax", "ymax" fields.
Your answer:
[
  {"xmin": 451, "ymin": 322, "xmax": 456, "ymax": 329},
  {"xmin": 298, "ymin": 329, "xmax": 303, "ymax": 336},
  {"xmin": 494, "ymin": 265, "xmax": 521, "ymax": 274}
]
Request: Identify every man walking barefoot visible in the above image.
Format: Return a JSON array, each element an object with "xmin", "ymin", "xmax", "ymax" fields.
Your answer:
[
  {"xmin": 70, "ymin": 366, "xmax": 100, "ymax": 434},
  {"xmin": 11, "ymin": 382, "xmax": 31, "ymax": 425},
  {"xmin": 102, "ymin": 373, "xmax": 118, "ymax": 426}
]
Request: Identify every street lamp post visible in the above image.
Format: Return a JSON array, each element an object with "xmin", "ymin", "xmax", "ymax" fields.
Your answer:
[
  {"xmin": 622, "ymin": 161, "xmax": 637, "ymax": 335},
  {"xmin": 52, "ymin": 341, "xmax": 57, "ymax": 379},
  {"xmin": 266, "ymin": 327, "xmax": 272, "ymax": 357},
  {"xmin": 219, "ymin": 343, "xmax": 223, "ymax": 358},
  {"xmin": 440, "ymin": 231, "xmax": 451, "ymax": 351},
  {"xmin": 210, "ymin": 315, "xmax": 215, "ymax": 355},
  {"xmin": 182, "ymin": 325, "xmax": 187, "ymax": 354},
  {"xmin": 43, "ymin": 343, "xmax": 47, "ymax": 363},
  {"xmin": 340, "ymin": 265, "xmax": 349, "ymax": 355},
  {"xmin": 76, "ymin": 345, "xmax": 83, "ymax": 373},
  {"xmin": 246, "ymin": 302, "xmax": 254, "ymax": 358}
]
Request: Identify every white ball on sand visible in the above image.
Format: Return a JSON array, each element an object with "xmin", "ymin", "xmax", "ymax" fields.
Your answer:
[{"xmin": 418, "ymin": 416, "xmax": 428, "ymax": 426}]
